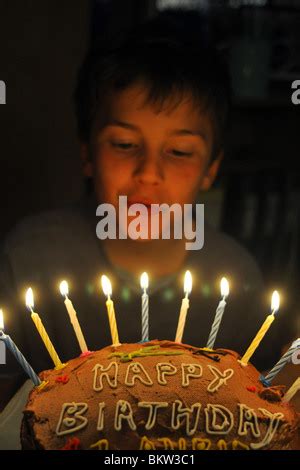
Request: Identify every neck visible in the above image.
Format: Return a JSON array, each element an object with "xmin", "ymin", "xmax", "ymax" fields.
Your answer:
[{"xmin": 102, "ymin": 237, "xmax": 188, "ymax": 279}]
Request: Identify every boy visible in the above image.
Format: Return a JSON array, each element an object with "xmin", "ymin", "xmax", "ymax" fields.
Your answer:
[{"xmin": 0, "ymin": 11, "xmax": 294, "ymax": 412}]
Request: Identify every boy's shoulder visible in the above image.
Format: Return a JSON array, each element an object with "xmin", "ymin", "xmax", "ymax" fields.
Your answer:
[
  {"xmin": 3, "ymin": 206, "xmax": 91, "ymax": 253},
  {"xmin": 205, "ymin": 225, "xmax": 256, "ymax": 261},
  {"xmin": 5, "ymin": 207, "xmax": 84, "ymax": 246},
  {"xmin": 196, "ymin": 224, "xmax": 263, "ymax": 288}
]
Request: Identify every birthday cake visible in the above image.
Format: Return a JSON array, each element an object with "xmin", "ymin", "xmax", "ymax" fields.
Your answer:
[{"xmin": 21, "ymin": 340, "xmax": 299, "ymax": 450}]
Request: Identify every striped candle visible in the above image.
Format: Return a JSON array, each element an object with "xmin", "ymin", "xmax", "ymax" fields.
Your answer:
[
  {"xmin": 264, "ymin": 338, "xmax": 300, "ymax": 384},
  {"xmin": 175, "ymin": 271, "xmax": 192, "ymax": 343},
  {"xmin": 140, "ymin": 272, "xmax": 149, "ymax": 342},
  {"xmin": 206, "ymin": 277, "xmax": 229, "ymax": 349},
  {"xmin": 0, "ymin": 309, "xmax": 41, "ymax": 386}
]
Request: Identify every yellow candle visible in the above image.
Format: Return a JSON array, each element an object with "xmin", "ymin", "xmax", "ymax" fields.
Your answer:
[
  {"xmin": 240, "ymin": 291, "xmax": 280, "ymax": 365},
  {"xmin": 283, "ymin": 377, "xmax": 300, "ymax": 403},
  {"xmin": 101, "ymin": 275, "xmax": 120, "ymax": 346},
  {"xmin": 26, "ymin": 288, "xmax": 65, "ymax": 370},
  {"xmin": 59, "ymin": 281, "xmax": 88, "ymax": 354},
  {"xmin": 175, "ymin": 271, "xmax": 192, "ymax": 343}
]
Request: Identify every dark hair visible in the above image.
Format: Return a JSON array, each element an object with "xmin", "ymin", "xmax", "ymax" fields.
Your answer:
[{"xmin": 74, "ymin": 9, "xmax": 231, "ymax": 160}]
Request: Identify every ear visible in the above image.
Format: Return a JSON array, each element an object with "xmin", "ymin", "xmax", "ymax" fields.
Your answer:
[
  {"xmin": 80, "ymin": 141, "xmax": 93, "ymax": 178},
  {"xmin": 200, "ymin": 151, "xmax": 223, "ymax": 191}
]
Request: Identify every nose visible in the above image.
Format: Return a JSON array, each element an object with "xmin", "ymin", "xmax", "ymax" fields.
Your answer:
[{"xmin": 134, "ymin": 150, "xmax": 164, "ymax": 186}]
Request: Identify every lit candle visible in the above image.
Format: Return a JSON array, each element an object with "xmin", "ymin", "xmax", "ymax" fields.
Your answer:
[
  {"xmin": 283, "ymin": 377, "xmax": 300, "ymax": 403},
  {"xmin": 206, "ymin": 277, "xmax": 229, "ymax": 349},
  {"xmin": 240, "ymin": 290, "xmax": 280, "ymax": 366},
  {"xmin": 101, "ymin": 275, "xmax": 120, "ymax": 346},
  {"xmin": 140, "ymin": 272, "xmax": 149, "ymax": 342},
  {"xmin": 0, "ymin": 309, "xmax": 41, "ymax": 386},
  {"xmin": 263, "ymin": 338, "xmax": 300, "ymax": 384},
  {"xmin": 59, "ymin": 281, "xmax": 89, "ymax": 354},
  {"xmin": 175, "ymin": 270, "xmax": 192, "ymax": 343},
  {"xmin": 26, "ymin": 288, "xmax": 65, "ymax": 370}
]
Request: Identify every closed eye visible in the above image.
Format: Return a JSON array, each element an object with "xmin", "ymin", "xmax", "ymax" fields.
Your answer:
[
  {"xmin": 169, "ymin": 149, "xmax": 193, "ymax": 157},
  {"xmin": 111, "ymin": 141, "xmax": 138, "ymax": 151}
]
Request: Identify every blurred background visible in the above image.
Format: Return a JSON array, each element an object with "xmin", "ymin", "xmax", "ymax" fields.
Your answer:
[{"xmin": 0, "ymin": 0, "xmax": 299, "ymax": 329}]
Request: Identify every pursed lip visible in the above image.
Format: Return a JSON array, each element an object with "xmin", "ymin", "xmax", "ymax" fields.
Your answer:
[
  {"xmin": 127, "ymin": 198, "xmax": 168, "ymax": 216},
  {"xmin": 127, "ymin": 199, "xmax": 157, "ymax": 207}
]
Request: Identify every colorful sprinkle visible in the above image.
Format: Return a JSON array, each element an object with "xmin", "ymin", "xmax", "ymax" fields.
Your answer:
[
  {"xmin": 61, "ymin": 437, "xmax": 81, "ymax": 450},
  {"xmin": 246, "ymin": 386, "xmax": 257, "ymax": 393},
  {"xmin": 55, "ymin": 374, "xmax": 69, "ymax": 384},
  {"xmin": 80, "ymin": 351, "xmax": 93, "ymax": 358}
]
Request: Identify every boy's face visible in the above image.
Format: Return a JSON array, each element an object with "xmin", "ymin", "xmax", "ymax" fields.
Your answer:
[{"xmin": 81, "ymin": 83, "xmax": 221, "ymax": 237}]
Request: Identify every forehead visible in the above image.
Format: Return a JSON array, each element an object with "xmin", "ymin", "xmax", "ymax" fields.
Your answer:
[{"xmin": 97, "ymin": 83, "xmax": 213, "ymax": 138}]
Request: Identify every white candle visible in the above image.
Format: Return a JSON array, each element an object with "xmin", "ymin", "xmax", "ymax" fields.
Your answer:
[
  {"xmin": 101, "ymin": 275, "xmax": 120, "ymax": 346},
  {"xmin": 140, "ymin": 272, "xmax": 149, "ymax": 342},
  {"xmin": 175, "ymin": 271, "xmax": 192, "ymax": 343},
  {"xmin": 206, "ymin": 277, "xmax": 229, "ymax": 349},
  {"xmin": 59, "ymin": 280, "xmax": 89, "ymax": 354}
]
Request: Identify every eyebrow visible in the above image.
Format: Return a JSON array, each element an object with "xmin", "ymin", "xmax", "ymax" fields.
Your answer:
[{"xmin": 104, "ymin": 119, "xmax": 208, "ymax": 141}]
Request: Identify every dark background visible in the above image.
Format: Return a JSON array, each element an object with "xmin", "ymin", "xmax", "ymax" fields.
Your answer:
[{"xmin": 0, "ymin": 0, "xmax": 299, "ymax": 330}]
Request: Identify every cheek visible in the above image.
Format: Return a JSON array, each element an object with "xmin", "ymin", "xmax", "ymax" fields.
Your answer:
[
  {"xmin": 92, "ymin": 150, "xmax": 133, "ymax": 201},
  {"xmin": 167, "ymin": 162, "xmax": 204, "ymax": 202}
]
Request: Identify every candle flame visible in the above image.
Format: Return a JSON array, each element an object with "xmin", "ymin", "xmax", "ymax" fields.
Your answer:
[
  {"xmin": 140, "ymin": 272, "xmax": 149, "ymax": 290},
  {"xmin": 221, "ymin": 277, "xmax": 229, "ymax": 297},
  {"xmin": 101, "ymin": 275, "xmax": 112, "ymax": 297},
  {"xmin": 26, "ymin": 288, "xmax": 34, "ymax": 310},
  {"xmin": 0, "ymin": 309, "xmax": 4, "ymax": 330},
  {"xmin": 59, "ymin": 280, "xmax": 69, "ymax": 297},
  {"xmin": 184, "ymin": 270, "xmax": 192, "ymax": 295},
  {"xmin": 271, "ymin": 290, "xmax": 280, "ymax": 312}
]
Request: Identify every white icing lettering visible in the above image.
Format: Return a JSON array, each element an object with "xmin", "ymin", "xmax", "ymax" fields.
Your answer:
[
  {"xmin": 56, "ymin": 402, "xmax": 88, "ymax": 436},
  {"xmin": 205, "ymin": 404, "xmax": 234, "ymax": 435},
  {"xmin": 97, "ymin": 402, "xmax": 105, "ymax": 431},
  {"xmin": 238, "ymin": 404, "xmax": 260, "ymax": 438},
  {"xmin": 125, "ymin": 362, "xmax": 153, "ymax": 387},
  {"xmin": 207, "ymin": 365, "xmax": 234, "ymax": 393},
  {"xmin": 156, "ymin": 362, "xmax": 177, "ymax": 385},
  {"xmin": 93, "ymin": 362, "xmax": 118, "ymax": 391},
  {"xmin": 114, "ymin": 400, "xmax": 137, "ymax": 431},
  {"xmin": 181, "ymin": 363, "xmax": 202, "ymax": 387},
  {"xmin": 171, "ymin": 400, "xmax": 201, "ymax": 436},
  {"xmin": 138, "ymin": 401, "xmax": 168, "ymax": 430},
  {"xmin": 250, "ymin": 409, "xmax": 284, "ymax": 450}
]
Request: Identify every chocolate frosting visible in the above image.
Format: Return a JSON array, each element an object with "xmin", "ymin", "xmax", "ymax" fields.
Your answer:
[{"xmin": 21, "ymin": 340, "xmax": 299, "ymax": 450}]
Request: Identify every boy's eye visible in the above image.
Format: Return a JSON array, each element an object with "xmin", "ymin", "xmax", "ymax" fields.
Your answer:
[
  {"xmin": 169, "ymin": 149, "xmax": 193, "ymax": 157},
  {"xmin": 111, "ymin": 141, "xmax": 137, "ymax": 151}
]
